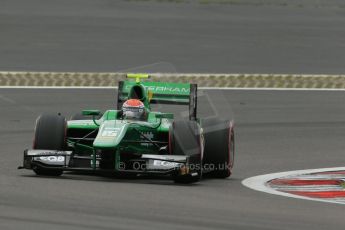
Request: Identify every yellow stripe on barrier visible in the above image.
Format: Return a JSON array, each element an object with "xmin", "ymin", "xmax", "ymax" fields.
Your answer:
[{"xmin": 1, "ymin": 72, "xmax": 345, "ymax": 88}]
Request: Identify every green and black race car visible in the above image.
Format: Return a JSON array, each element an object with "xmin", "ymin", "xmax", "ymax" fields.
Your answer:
[{"xmin": 19, "ymin": 74, "xmax": 235, "ymax": 183}]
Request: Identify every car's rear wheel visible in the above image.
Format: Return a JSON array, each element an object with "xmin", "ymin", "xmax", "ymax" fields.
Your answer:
[
  {"xmin": 33, "ymin": 114, "xmax": 66, "ymax": 176},
  {"xmin": 202, "ymin": 117, "xmax": 235, "ymax": 178},
  {"xmin": 169, "ymin": 120, "xmax": 202, "ymax": 184}
]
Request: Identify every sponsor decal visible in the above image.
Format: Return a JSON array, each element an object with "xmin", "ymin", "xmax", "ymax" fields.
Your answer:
[
  {"xmin": 140, "ymin": 131, "xmax": 154, "ymax": 140},
  {"xmin": 27, "ymin": 150, "xmax": 70, "ymax": 156},
  {"xmin": 101, "ymin": 127, "xmax": 120, "ymax": 137},
  {"xmin": 153, "ymin": 160, "xmax": 180, "ymax": 168},
  {"xmin": 38, "ymin": 156, "xmax": 65, "ymax": 162},
  {"xmin": 124, "ymin": 84, "xmax": 189, "ymax": 94},
  {"xmin": 146, "ymin": 86, "xmax": 189, "ymax": 94},
  {"xmin": 68, "ymin": 120, "xmax": 94, "ymax": 126},
  {"xmin": 140, "ymin": 131, "xmax": 154, "ymax": 147}
]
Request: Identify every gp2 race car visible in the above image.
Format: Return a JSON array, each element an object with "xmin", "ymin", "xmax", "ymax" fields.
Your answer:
[{"xmin": 19, "ymin": 74, "xmax": 235, "ymax": 183}]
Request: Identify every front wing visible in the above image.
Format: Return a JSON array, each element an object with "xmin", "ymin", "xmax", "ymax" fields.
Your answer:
[{"xmin": 19, "ymin": 149, "xmax": 191, "ymax": 176}]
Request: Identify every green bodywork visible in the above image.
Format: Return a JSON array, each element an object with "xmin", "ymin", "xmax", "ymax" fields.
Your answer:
[
  {"xmin": 67, "ymin": 110, "xmax": 171, "ymax": 148},
  {"xmin": 65, "ymin": 76, "xmax": 193, "ymax": 171},
  {"xmin": 121, "ymin": 81, "xmax": 191, "ymax": 105}
]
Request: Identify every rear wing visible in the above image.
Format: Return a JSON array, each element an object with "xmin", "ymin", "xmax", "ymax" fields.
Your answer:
[{"xmin": 117, "ymin": 81, "xmax": 197, "ymax": 120}]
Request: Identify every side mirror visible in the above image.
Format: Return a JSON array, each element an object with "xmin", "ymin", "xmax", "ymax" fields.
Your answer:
[
  {"xmin": 155, "ymin": 113, "xmax": 174, "ymax": 119},
  {"xmin": 82, "ymin": 110, "xmax": 101, "ymax": 116}
]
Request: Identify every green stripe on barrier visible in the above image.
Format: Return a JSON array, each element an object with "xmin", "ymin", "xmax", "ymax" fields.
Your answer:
[{"xmin": 1, "ymin": 72, "xmax": 345, "ymax": 88}]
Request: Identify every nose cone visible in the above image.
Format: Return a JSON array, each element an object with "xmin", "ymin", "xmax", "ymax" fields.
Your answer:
[{"xmin": 93, "ymin": 120, "xmax": 128, "ymax": 148}]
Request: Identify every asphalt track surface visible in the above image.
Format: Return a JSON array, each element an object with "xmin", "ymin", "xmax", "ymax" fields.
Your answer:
[
  {"xmin": 1, "ymin": 0, "xmax": 345, "ymax": 229},
  {"xmin": 0, "ymin": 88, "xmax": 345, "ymax": 230},
  {"xmin": 1, "ymin": 0, "xmax": 345, "ymax": 74}
]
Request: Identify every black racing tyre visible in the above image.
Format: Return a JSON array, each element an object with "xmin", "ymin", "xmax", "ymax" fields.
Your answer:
[
  {"xmin": 33, "ymin": 114, "xmax": 66, "ymax": 176},
  {"xmin": 33, "ymin": 167, "xmax": 64, "ymax": 177},
  {"xmin": 70, "ymin": 112, "xmax": 102, "ymax": 120},
  {"xmin": 201, "ymin": 117, "xmax": 235, "ymax": 178},
  {"xmin": 169, "ymin": 120, "xmax": 202, "ymax": 184}
]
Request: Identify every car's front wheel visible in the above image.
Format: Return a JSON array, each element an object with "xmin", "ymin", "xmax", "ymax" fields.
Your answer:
[{"xmin": 32, "ymin": 114, "xmax": 66, "ymax": 176}]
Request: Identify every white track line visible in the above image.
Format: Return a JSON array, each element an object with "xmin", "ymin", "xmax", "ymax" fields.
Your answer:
[{"xmin": 242, "ymin": 167, "xmax": 345, "ymax": 205}]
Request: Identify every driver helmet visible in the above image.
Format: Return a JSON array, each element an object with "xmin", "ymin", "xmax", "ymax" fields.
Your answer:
[{"xmin": 122, "ymin": 99, "xmax": 145, "ymax": 120}]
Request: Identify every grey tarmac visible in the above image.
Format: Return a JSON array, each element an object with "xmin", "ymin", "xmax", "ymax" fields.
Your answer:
[
  {"xmin": 1, "ymin": 0, "xmax": 345, "ymax": 74},
  {"xmin": 0, "ymin": 88, "xmax": 345, "ymax": 230}
]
